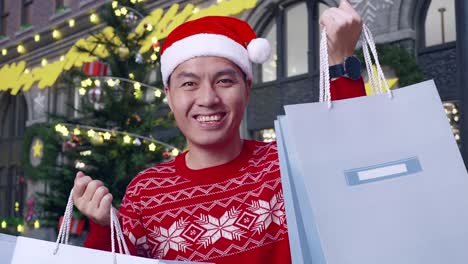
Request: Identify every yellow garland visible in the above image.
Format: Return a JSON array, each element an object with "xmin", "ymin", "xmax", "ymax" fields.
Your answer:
[{"xmin": 0, "ymin": 0, "xmax": 257, "ymax": 95}]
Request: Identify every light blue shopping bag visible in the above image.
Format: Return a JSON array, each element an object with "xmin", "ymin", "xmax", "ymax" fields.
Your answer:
[
  {"xmin": 276, "ymin": 24, "xmax": 468, "ymax": 264},
  {"xmin": 278, "ymin": 80, "xmax": 468, "ymax": 264}
]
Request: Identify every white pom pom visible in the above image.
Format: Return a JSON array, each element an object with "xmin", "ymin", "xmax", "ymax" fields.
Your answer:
[{"xmin": 247, "ymin": 38, "xmax": 271, "ymax": 64}]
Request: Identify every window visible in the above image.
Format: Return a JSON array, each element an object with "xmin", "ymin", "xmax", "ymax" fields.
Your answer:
[
  {"xmin": 0, "ymin": 0, "xmax": 8, "ymax": 36},
  {"xmin": 55, "ymin": 0, "xmax": 70, "ymax": 13},
  {"xmin": 262, "ymin": 22, "xmax": 277, "ymax": 82},
  {"xmin": 260, "ymin": 1, "xmax": 330, "ymax": 83},
  {"xmin": 424, "ymin": 0, "xmax": 456, "ymax": 47},
  {"xmin": 0, "ymin": 95, "xmax": 27, "ymax": 218},
  {"xmin": 286, "ymin": 3, "xmax": 308, "ymax": 77},
  {"xmin": 21, "ymin": 0, "xmax": 33, "ymax": 27}
]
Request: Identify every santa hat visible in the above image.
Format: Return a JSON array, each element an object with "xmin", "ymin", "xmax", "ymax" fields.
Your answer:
[{"xmin": 160, "ymin": 16, "xmax": 271, "ymax": 86}]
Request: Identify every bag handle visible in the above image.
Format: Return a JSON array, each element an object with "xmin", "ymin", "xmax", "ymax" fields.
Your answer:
[
  {"xmin": 319, "ymin": 24, "xmax": 393, "ymax": 108},
  {"xmin": 53, "ymin": 189, "xmax": 129, "ymax": 263}
]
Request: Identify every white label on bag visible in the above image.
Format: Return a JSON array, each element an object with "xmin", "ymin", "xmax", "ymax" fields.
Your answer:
[{"xmin": 357, "ymin": 164, "xmax": 408, "ymax": 181}]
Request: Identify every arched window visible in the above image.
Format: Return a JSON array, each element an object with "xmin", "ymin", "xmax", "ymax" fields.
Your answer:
[
  {"xmin": 260, "ymin": 1, "xmax": 329, "ymax": 83},
  {"xmin": 251, "ymin": 1, "xmax": 330, "ymax": 142},
  {"xmin": 423, "ymin": 0, "xmax": 456, "ymax": 47}
]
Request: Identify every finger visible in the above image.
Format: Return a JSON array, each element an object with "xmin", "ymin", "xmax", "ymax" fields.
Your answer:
[
  {"xmin": 339, "ymin": 0, "xmax": 360, "ymax": 18},
  {"xmin": 82, "ymin": 180, "xmax": 104, "ymax": 202},
  {"xmin": 339, "ymin": 0, "xmax": 353, "ymax": 11},
  {"xmin": 96, "ymin": 193, "xmax": 113, "ymax": 226},
  {"xmin": 328, "ymin": 8, "xmax": 354, "ymax": 27},
  {"xmin": 89, "ymin": 185, "xmax": 109, "ymax": 209},
  {"xmin": 319, "ymin": 9, "xmax": 337, "ymax": 29},
  {"xmin": 99, "ymin": 193, "xmax": 113, "ymax": 212},
  {"xmin": 73, "ymin": 173, "xmax": 92, "ymax": 202}
]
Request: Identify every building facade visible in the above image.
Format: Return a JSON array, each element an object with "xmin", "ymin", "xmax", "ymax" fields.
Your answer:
[{"xmin": 0, "ymin": 0, "xmax": 461, "ymax": 219}]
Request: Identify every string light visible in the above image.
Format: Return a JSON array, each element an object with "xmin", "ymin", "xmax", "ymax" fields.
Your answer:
[
  {"xmin": 60, "ymin": 55, "xmax": 65, "ymax": 61},
  {"xmin": 148, "ymin": 143, "xmax": 156, "ymax": 151},
  {"xmin": 34, "ymin": 34, "xmax": 40, "ymax": 42},
  {"xmin": 1, "ymin": 220, "xmax": 6, "ymax": 229},
  {"xmin": 193, "ymin": 7, "xmax": 200, "ymax": 14},
  {"xmin": 115, "ymin": 9, "xmax": 122, "ymax": 16},
  {"xmin": 79, "ymin": 87, "xmax": 86, "ymax": 95},
  {"xmin": 120, "ymin": 7, "xmax": 128, "ymax": 16},
  {"xmin": 103, "ymin": 132, "xmax": 112, "ymax": 140},
  {"xmin": 90, "ymin": 13, "xmax": 99, "ymax": 23},
  {"xmin": 55, "ymin": 124, "xmax": 69, "ymax": 136},
  {"xmin": 150, "ymin": 53, "xmax": 157, "ymax": 61},
  {"xmin": 86, "ymin": 78, "xmax": 93, "ymax": 86},
  {"xmin": 68, "ymin": 19, "xmax": 75, "ymax": 28},
  {"xmin": 112, "ymin": 1, "xmax": 118, "ymax": 8},
  {"xmin": 2, "ymin": 48, "xmax": 7, "ymax": 56},
  {"xmin": 130, "ymin": 0, "xmax": 137, "ymax": 3},
  {"xmin": 123, "ymin": 135, "xmax": 132, "ymax": 144},
  {"xmin": 87, "ymin": 129, "xmax": 96, "ymax": 138},
  {"xmin": 107, "ymin": 79, "xmax": 116, "ymax": 87},
  {"xmin": 52, "ymin": 29, "xmax": 61, "ymax": 39},
  {"xmin": 74, "ymin": 128, "xmax": 81, "ymax": 135},
  {"xmin": 134, "ymin": 82, "xmax": 141, "ymax": 90},
  {"xmin": 75, "ymin": 161, "xmax": 86, "ymax": 169},
  {"xmin": 24, "ymin": 68, "xmax": 30, "ymax": 74},
  {"xmin": 146, "ymin": 24, "xmax": 153, "ymax": 31},
  {"xmin": 94, "ymin": 80, "xmax": 101, "ymax": 86},
  {"xmin": 154, "ymin": 90, "xmax": 162, "ymax": 98},
  {"xmin": 17, "ymin": 224, "xmax": 24, "ymax": 233},
  {"xmin": 80, "ymin": 150, "xmax": 92, "ymax": 156},
  {"xmin": 17, "ymin": 44, "xmax": 26, "ymax": 54},
  {"xmin": 171, "ymin": 149, "xmax": 179, "ymax": 156},
  {"xmin": 41, "ymin": 58, "xmax": 48, "ymax": 66},
  {"xmin": 34, "ymin": 220, "xmax": 40, "ymax": 229}
]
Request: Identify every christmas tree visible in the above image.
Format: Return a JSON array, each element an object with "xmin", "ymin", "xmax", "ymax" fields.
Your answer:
[{"xmin": 22, "ymin": 0, "xmax": 183, "ymax": 229}]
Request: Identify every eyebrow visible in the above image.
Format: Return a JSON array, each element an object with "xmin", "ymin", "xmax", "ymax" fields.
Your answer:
[
  {"xmin": 214, "ymin": 69, "xmax": 238, "ymax": 79},
  {"xmin": 175, "ymin": 71, "xmax": 200, "ymax": 80},
  {"xmin": 175, "ymin": 68, "xmax": 240, "ymax": 80}
]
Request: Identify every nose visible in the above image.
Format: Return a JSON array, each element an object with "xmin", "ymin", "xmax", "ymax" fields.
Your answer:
[{"xmin": 196, "ymin": 81, "xmax": 221, "ymax": 107}]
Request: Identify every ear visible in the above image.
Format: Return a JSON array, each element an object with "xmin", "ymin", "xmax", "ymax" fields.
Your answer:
[{"xmin": 164, "ymin": 86, "xmax": 173, "ymax": 111}]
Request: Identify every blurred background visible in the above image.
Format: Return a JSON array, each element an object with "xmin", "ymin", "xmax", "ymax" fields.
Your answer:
[{"xmin": 0, "ymin": 0, "xmax": 463, "ymax": 244}]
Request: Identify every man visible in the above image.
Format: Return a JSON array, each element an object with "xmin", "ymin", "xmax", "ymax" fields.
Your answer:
[{"xmin": 73, "ymin": 0, "xmax": 365, "ymax": 263}]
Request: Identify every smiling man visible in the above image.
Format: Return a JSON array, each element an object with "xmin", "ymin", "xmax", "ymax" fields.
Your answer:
[{"xmin": 73, "ymin": 1, "xmax": 366, "ymax": 263}]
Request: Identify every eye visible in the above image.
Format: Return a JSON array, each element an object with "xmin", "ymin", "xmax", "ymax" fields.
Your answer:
[
  {"xmin": 181, "ymin": 81, "xmax": 195, "ymax": 87},
  {"xmin": 217, "ymin": 79, "xmax": 234, "ymax": 85}
]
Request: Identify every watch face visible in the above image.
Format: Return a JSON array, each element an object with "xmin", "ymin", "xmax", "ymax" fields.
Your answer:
[{"xmin": 345, "ymin": 56, "xmax": 361, "ymax": 80}]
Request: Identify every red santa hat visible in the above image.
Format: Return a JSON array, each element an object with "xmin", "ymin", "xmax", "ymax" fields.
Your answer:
[{"xmin": 161, "ymin": 16, "xmax": 271, "ymax": 86}]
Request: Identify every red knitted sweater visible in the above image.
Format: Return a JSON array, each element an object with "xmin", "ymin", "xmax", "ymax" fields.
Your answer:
[{"xmin": 84, "ymin": 77, "xmax": 366, "ymax": 263}]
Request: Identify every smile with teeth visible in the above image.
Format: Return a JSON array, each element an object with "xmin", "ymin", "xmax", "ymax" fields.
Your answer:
[{"xmin": 195, "ymin": 113, "xmax": 225, "ymax": 123}]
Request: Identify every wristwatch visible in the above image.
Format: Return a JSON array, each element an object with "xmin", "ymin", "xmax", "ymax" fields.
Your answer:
[{"xmin": 329, "ymin": 55, "xmax": 361, "ymax": 80}]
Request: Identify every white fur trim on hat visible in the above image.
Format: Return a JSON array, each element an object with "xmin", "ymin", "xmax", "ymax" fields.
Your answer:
[{"xmin": 161, "ymin": 33, "xmax": 253, "ymax": 86}]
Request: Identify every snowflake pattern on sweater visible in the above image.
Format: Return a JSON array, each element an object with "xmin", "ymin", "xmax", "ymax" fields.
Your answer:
[{"xmin": 119, "ymin": 140, "xmax": 291, "ymax": 263}]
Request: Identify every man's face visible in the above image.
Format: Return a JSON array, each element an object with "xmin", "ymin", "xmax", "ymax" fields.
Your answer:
[{"xmin": 165, "ymin": 56, "xmax": 251, "ymax": 148}]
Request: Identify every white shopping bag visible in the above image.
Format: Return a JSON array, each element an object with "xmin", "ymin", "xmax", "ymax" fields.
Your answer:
[
  {"xmin": 277, "ymin": 25, "xmax": 468, "ymax": 264},
  {"xmin": 9, "ymin": 190, "xmax": 211, "ymax": 264}
]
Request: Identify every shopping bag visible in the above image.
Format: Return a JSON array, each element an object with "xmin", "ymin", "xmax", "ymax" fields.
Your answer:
[
  {"xmin": 9, "ymin": 189, "xmax": 212, "ymax": 264},
  {"xmin": 277, "ymin": 25, "xmax": 468, "ymax": 264},
  {"xmin": 0, "ymin": 233, "xmax": 17, "ymax": 263}
]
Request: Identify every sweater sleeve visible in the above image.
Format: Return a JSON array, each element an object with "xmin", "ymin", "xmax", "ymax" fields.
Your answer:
[{"xmin": 330, "ymin": 77, "xmax": 366, "ymax": 100}]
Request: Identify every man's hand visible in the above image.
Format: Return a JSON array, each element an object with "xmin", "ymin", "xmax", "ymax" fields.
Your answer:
[
  {"xmin": 72, "ymin": 171, "xmax": 113, "ymax": 226},
  {"xmin": 319, "ymin": 0, "xmax": 363, "ymax": 65}
]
